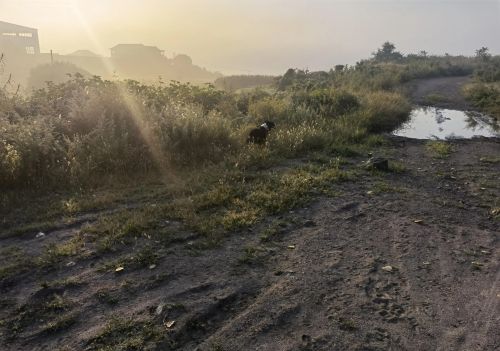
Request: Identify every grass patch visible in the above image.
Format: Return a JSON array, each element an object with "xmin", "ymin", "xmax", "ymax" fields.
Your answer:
[
  {"xmin": 86, "ymin": 317, "xmax": 165, "ymax": 351},
  {"xmin": 0, "ymin": 247, "xmax": 35, "ymax": 282},
  {"xmin": 423, "ymin": 93, "xmax": 449, "ymax": 105},
  {"xmin": 77, "ymin": 158, "xmax": 352, "ymax": 252},
  {"xmin": 99, "ymin": 245, "xmax": 160, "ymax": 273},
  {"xmin": 41, "ymin": 313, "xmax": 78, "ymax": 334},
  {"xmin": 480, "ymin": 156, "xmax": 500, "ymax": 164},
  {"xmin": 426, "ymin": 141, "xmax": 453, "ymax": 158},
  {"xmin": 369, "ymin": 181, "xmax": 396, "ymax": 195},
  {"xmin": 37, "ymin": 236, "xmax": 85, "ymax": 268},
  {"xmin": 260, "ymin": 218, "xmax": 294, "ymax": 242},
  {"xmin": 338, "ymin": 317, "xmax": 358, "ymax": 331},
  {"xmin": 5, "ymin": 293, "xmax": 74, "ymax": 340},
  {"xmin": 388, "ymin": 161, "xmax": 407, "ymax": 173},
  {"xmin": 96, "ymin": 289, "xmax": 120, "ymax": 306},
  {"xmin": 238, "ymin": 246, "xmax": 266, "ymax": 265}
]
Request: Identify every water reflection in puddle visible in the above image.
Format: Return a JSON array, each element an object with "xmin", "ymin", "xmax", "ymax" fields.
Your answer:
[{"xmin": 393, "ymin": 107, "xmax": 500, "ymax": 139}]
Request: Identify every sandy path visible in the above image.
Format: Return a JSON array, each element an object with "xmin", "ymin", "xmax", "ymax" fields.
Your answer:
[{"xmin": 406, "ymin": 76, "xmax": 473, "ymax": 110}]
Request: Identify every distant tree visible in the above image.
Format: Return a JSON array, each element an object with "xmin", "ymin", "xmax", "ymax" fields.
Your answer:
[
  {"xmin": 173, "ymin": 54, "xmax": 193, "ymax": 66},
  {"xmin": 372, "ymin": 42, "xmax": 403, "ymax": 62},
  {"xmin": 475, "ymin": 47, "xmax": 491, "ymax": 62},
  {"xmin": 334, "ymin": 65, "xmax": 345, "ymax": 72},
  {"xmin": 278, "ymin": 68, "xmax": 297, "ymax": 90},
  {"xmin": 419, "ymin": 50, "xmax": 428, "ymax": 58}
]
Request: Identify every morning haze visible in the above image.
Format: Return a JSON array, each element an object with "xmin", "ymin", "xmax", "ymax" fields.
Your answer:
[
  {"xmin": 1, "ymin": 0, "xmax": 499, "ymax": 74},
  {"xmin": 2, "ymin": 1, "xmax": 500, "ymax": 350}
]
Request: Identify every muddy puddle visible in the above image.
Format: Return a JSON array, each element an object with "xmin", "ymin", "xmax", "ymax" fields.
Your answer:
[{"xmin": 393, "ymin": 107, "xmax": 500, "ymax": 139}]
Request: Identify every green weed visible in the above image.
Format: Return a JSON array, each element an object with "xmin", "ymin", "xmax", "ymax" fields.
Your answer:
[{"xmin": 426, "ymin": 141, "xmax": 454, "ymax": 158}]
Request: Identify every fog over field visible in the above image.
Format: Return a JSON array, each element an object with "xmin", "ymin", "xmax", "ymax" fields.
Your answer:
[{"xmin": 1, "ymin": 0, "xmax": 499, "ymax": 74}]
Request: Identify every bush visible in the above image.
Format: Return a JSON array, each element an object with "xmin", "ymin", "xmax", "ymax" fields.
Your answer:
[
  {"xmin": 0, "ymin": 77, "xmax": 240, "ymax": 188},
  {"xmin": 358, "ymin": 91, "xmax": 411, "ymax": 133},
  {"xmin": 463, "ymin": 83, "xmax": 500, "ymax": 119},
  {"xmin": 248, "ymin": 97, "xmax": 289, "ymax": 123},
  {"xmin": 292, "ymin": 89, "xmax": 359, "ymax": 118}
]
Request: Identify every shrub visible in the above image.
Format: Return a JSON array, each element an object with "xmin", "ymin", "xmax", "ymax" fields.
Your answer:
[
  {"xmin": 248, "ymin": 97, "xmax": 288, "ymax": 122},
  {"xmin": 358, "ymin": 91, "xmax": 411, "ymax": 133},
  {"xmin": 292, "ymin": 89, "xmax": 359, "ymax": 118},
  {"xmin": 463, "ymin": 83, "xmax": 500, "ymax": 119}
]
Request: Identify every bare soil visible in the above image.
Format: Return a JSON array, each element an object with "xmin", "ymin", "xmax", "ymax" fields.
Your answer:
[
  {"xmin": 406, "ymin": 76, "xmax": 473, "ymax": 110},
  {"xmin": 1, "ymin": 136, "xmax": 499, "ymax": 351}
]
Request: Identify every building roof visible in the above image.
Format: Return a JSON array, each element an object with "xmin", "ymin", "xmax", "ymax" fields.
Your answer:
[{"xmin": 0, "ymin": 20, "xmax": 37, "ymax": 32}]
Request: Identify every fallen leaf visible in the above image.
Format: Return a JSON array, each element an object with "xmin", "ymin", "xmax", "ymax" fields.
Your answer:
[
  {"xmin": 471, "ymin": 261, "xmax": 484, "ymax": 268},
  {"xmin": 382, "ymin": 266, "xmax": 393, "ymax": 272},
  {"xmin": 165, "ymin": 320, "xmax": 176, "ymax": 329}
]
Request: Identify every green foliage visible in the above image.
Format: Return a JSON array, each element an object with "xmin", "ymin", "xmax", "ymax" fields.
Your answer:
[
  {"xmin": 358, "ymin": 91, "xmax": 412, "ymax": 133},
  {"xmin": 0, "ymin": 77, "xmax": 239, "ymax": 188},
  {"xmin": 426, "ymin": 141, "xmax": 453, "ymax": 158},
  {"xmin": 475, "ymin": 47, "xmax": 492, "ymax": 62},
  {"xmin": 86, "ymin": 317, "xmax": 164, "ymax": 351},
  {"xmin": 463, "ymin": 82, "xmax": 500, "ymax": 119},
  {"xmin": 8, "ymin": 43, "xmax": 479, "ymax": 192},
  {"xmin": 292, "ymin": 89, "xmax": 359, "ymax": 118},
  {"xmin": 474, "ymin": 56, "xmax": 500, "ymax": 83},
  {"xmin": 372, "ymin": 42, "xmax": 404, "ymax": 63}
]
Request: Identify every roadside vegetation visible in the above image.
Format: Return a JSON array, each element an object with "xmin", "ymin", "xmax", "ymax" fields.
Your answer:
[
  {"xmin": 463, "ymin": 47, "xmax": 500, "ymax": 119},
  {"xmin": 1, "ymin": 41, "xmax": 498, "ymax": 248},
  {"xmin": 1, "ymin": 43, "xmax": 499, "ymax": 349}
]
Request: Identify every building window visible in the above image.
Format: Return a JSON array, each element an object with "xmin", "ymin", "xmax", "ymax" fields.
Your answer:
[
  {"xmin": 2, "ymin": 32, "xmax": 17, "ymax": 36},
  {"xmin": 26, "ymin": 46, "xmax": 35, "ymax": 55},
  {"xmin": 19, "ymin": 32, "xmax": 33, "ymax": 37}
]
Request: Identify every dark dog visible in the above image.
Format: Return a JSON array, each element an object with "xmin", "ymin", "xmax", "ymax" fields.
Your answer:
[{"xmin": 247, "ymin": 121, "xmax": 276, "ymax": 144}]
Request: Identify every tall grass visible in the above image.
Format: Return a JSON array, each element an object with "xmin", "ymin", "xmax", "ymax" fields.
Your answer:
[
  {"xmin": 1, "ymin": 63, "xmax": 414, "ymax": 191},
  {"xmin": 463, "ymin": 56, "xmax": 500, "ymax": 119}
]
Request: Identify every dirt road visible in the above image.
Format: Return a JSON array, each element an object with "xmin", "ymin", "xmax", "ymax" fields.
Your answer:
[
  {"xmin": 1, "ymin": 137, "xmax": 499, "ymax": 351},
  {"xmin": 406, "ymin": 76, "xmax": 473, "ymax": 110}
]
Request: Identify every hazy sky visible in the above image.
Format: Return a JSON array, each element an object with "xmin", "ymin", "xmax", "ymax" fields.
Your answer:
[{"xmin": 1, "ymin": 0, "xmax": 499, "ymax": 74}]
